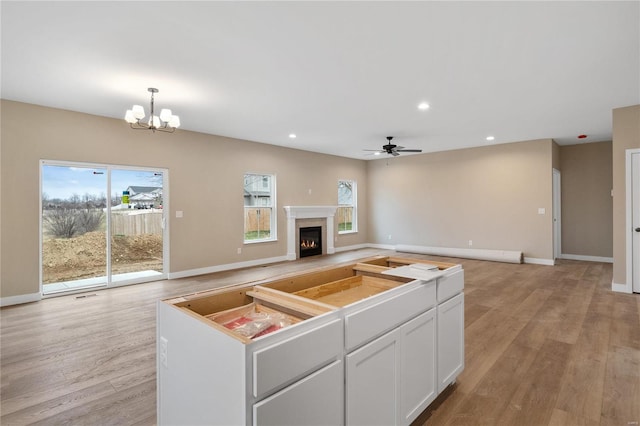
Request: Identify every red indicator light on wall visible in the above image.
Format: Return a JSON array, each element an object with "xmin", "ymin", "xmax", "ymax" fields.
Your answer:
[{"xmin": 577, "ymin": 134, "xmax": 588, "ymax": 139}]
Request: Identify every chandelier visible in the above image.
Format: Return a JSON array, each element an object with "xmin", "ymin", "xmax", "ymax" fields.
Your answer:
[{"xmin": 124, "ymin": 88, "xmax": 181, "ymax": 133}]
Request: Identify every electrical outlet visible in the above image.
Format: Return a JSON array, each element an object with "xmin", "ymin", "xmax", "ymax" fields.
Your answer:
[
  {"xmin": 160, "ymin": 336, "xmax": 168, "ymax": 368},
  {"xmin": 469, "ymin": 240, "xmax": 473, "ymax": 246},
  {"xmin": 237, "ymin": 247, "xmax": 242, "ymax": 254}
]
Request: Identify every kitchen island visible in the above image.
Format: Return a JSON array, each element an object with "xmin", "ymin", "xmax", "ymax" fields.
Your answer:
[{"xmin": 157, "ymin": 255, "xmax": 464, "ymax": 426}]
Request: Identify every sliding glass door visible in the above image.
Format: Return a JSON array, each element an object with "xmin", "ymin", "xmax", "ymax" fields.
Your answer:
[
  {"xmin": 41, "ymin": 161, "xmax": 168, "ymax": 295},
  {"xmin": 110, "ymin": 169, "xmax": 164, "ymax": 283},
  {"xmin": 41, "ymin": 164, "xmax": 109, "ymax": 292}
]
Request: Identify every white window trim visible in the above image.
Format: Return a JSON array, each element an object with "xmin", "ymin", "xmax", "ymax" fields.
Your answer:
[
  {"xmin": 338, "ymin": 179, "xmax": 357, "ymax": 234},
  {"xmin": 243, "ymin": 172, "xmax": 277, "ymax": 244}
]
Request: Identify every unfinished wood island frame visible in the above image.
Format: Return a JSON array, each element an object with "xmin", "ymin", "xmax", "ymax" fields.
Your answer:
[{"xmin": 156, "ymin": 255, "xmax": 464, "ymax": 425}]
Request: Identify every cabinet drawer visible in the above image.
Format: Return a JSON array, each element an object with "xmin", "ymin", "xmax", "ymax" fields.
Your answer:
[
  {"xmin": 437, "ymin": 269, "xmax": 464, "ymax": 303},
  {"xmin": 253, "ymin": 360, "xmax": 343, "ymax": 426},
  {"xmin": 345, "ymin": 281, "xmax": 436, "ymax": 351},
  {"xmin": 253, "ymin": 318, "xmax": 342, "ymax": 399}
]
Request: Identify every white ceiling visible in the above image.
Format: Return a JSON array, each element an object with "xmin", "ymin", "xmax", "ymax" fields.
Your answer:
[{"xmin": 2, "ymin": 1, "xmax": 639, "ymax": 159}]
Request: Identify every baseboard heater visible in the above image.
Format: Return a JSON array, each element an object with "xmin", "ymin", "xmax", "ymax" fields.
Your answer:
[{"xmin": 395, "ymin": 244, "xmax": 523, "ymax": 264}]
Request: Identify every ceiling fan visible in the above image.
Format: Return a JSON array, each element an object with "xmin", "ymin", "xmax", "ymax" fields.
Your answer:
[{"xmin": 365, "ymin": 136, "xmax": 423, "ymax": 157}]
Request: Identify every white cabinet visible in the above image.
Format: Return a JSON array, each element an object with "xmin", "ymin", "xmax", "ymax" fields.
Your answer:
[
  {"xmin": 157, "ymin": 300, "xmax": 342, "ymax": 426},
  {"xmin": 400, "ymin": 308, "xmax": 437, "ymax": 425},
  {"xmin": 346, "ymin": 327, "xmax": 401, "ymax": 426},
  {"xmin": 346, "ymin": 308, "xmax": 437, "ymax": 426},
  {"xmin": 437, "ymin": 292, "xmax": 464, "ymax": 393},
  {"xmin": 253, "ymin": 360, "xmax": 343, "ymax": 426}
]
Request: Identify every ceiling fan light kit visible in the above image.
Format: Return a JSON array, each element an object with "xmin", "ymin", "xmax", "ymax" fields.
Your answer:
[
  {"xmin": 365, "ymin": 136, "xmax": 423, "ymax": 157},
  {"xmin": 125, "ymin": 88, "xmax": 181, "ymax": 133}
]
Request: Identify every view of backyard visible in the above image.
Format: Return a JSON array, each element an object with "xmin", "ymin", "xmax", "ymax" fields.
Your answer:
[
  {"xmin": 42, "ymin": 230, "xmax": 163, "ymax": 283},
  {"xmin": 41, "ymin": 164, "xmax": 165, "ymax": 286}
]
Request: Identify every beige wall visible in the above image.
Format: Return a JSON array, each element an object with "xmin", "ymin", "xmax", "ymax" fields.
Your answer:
[
  {"xmin": 2, "ymin": 99, "xmax": 632, "ymax": 300},
  {"xmin": 612, "ymin": 104, "xmax": 640, "ymax": 285},
  {"xmin": 366, "ymin": 139, "xmax": 554, "ymax": 260},
  {"xmin": 559, "ymin": 142, "xmax": 613, "ymax": 258},
  {"xmin": 0, "ymin": 100, "xmax": 368, "ymax": 298}
]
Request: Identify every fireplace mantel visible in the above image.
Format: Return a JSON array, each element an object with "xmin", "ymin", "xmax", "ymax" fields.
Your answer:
[{"xmin": 283, "ymin": 206, "xmax": 338, "ymax": 260}]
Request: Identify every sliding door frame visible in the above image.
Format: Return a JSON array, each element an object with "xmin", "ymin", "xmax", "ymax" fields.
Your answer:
[{"xmin": 39, "ymin": 159, "xmax": 170, "ymax": 297}]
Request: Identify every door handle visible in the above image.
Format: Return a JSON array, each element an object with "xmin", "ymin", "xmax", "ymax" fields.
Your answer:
[{"xmin": 636, "ymin": 227, "xmax": 640, "ymax": 232}]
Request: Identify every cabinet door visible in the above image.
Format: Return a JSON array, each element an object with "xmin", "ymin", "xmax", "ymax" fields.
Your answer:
[
  {"xmin": 400, "ymin": 308, "xmax": 437, "ymax": 425},
  {"xmin": 253, "ymin": 360, "xmax": 343, "ymax": 426},
  {"xmin": 346, "ymin": 328, "xmax": 401, "ymax": 426},
  {"xmin": 437, "ymin": 292, "xmax": 464, "ymax": 393}
]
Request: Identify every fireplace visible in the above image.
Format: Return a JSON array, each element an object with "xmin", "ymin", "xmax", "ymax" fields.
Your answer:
[
  {"xmin": 284, "ymin": 206, "xmax": 337, "ymax": 260},
  {"xmin": 299, "ymin": 226, "xmax": 322, "ymax": 258}
]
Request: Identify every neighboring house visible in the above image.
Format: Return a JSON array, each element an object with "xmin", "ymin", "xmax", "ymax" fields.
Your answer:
[
  {"xmin": 126, "ymin": 186, "xmax": 162, "ymax": 208},
  {"xmin": 243, "ymin": 176, "xmax": 271, "ymax": 207}
]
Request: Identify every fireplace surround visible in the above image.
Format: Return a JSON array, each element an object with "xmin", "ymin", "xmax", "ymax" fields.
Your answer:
[{"xmin": 283, "ymin": 206, "xmax": 338, "ymax": 260}]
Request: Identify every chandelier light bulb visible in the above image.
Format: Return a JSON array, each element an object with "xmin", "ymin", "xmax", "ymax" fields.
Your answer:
[
  {"xmin": 168, "ymin": 115, "xmax": 181, "ymax": 128},
  {"xmin": 160, "ymin": 109, "xmax": 172, "ymax": 123},
  {"xmin": 125, "ymin": 88, "xmax": 180, "ymax": 133},
  {"xmin": 132, "ymin": 105, "xmax": 145, "ymax": 119},
  {"xmin": 124, "ymin": 110, "xmax": 136, "ymax": 124}
]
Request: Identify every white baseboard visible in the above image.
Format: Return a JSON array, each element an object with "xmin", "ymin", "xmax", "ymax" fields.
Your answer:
[
  {"xmin": 560, "ymin": 253, "xmax": 614, "ymax": 263},
  {"xmin": 523, "ymin": 257, "xmax": 555, "ymax": 266},
  {"xmin": 334, "ymin": 243, "xmax": 371, "ymax": 252},
  {"xmin": 0, "ymin": 292, "xmax": 41, "ymax": 307},
  {"xmin": 366, "ymin": 243, "xmax": 396, "ymax": 250},
  {"xmin": 396, "ymin": 244, "xmax": 523, "ymax": 264},
  {"xmin": 611, "ymin": 280, "xmax": 632, "ymax": 294},
  {"xmin": 168, "ymin": 255, "xmax": 289, "ymax": 280}
]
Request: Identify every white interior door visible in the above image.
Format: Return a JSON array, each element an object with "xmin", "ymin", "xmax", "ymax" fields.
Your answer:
[
  {"xmin": 632, "ymin": 152, "xmax": 639, "ymax": 293},
  {"xmin": 553, "ymin": 169, "xmax": 562, "ymax": 262}
]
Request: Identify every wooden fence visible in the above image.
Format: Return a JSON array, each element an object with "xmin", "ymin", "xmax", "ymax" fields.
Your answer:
[
  {"xmin": 245, "ymin": 208, "xmax": 272, "ymax": 233},
  {"xmin": 337, "ymin": 207, "xmax": 353, "ymax": 224},
  {"xmin": 111, "ymin": 210, "xmax": 163, "ymax": 236}
]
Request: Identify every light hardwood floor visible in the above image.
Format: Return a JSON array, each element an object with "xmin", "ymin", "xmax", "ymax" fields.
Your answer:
[{"xmin": 1, "ymin": 249, "xmax": 638, "ymax": 425}]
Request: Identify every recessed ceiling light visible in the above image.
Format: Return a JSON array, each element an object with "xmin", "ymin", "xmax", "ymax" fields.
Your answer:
[
  {"xmin": 486, "ymin": 136, "xmax": 495, "ymax": 141},
  {"xmin": 417, "ymin": 102, "xmax": 430, "ymax": 110},
  {"xmin": 289, "ymin": 133, "xmax": 297, "ymax": 139},
  {"xmin": 374, "ymin": 152, "xmax": 381, "ymax": 156}
]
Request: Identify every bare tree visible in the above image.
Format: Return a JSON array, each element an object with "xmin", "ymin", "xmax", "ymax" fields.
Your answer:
[
  {"xmin": 43, "ymin": 208, "xmax": 80, "ymax": 238},
  {"xmin": 76, "ymin": 209, "xmax": 104, "ymax": 233}
]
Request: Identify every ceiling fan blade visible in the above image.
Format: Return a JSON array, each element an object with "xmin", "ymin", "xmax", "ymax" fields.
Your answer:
[
  {"xmin": 397, "ymin": 149, "xmax": 422, "ymax": 153},
  {"xmin": 394, "ymin": 146, "xmax": 405, "ymax": 150},
  {"xmin": 391, "ymin": 151, "xmax": 400, "ymax": 156}
]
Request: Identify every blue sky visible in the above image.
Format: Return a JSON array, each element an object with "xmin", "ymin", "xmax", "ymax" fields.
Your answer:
[{"xmin": 42, "ymin": 165, "xmax": 163, "ymax": 200}]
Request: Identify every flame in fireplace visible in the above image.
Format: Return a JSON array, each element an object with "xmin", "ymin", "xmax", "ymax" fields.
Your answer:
[{"xmin": 300, "ymin": 239, "xmax": 318, "ymax": 249}]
